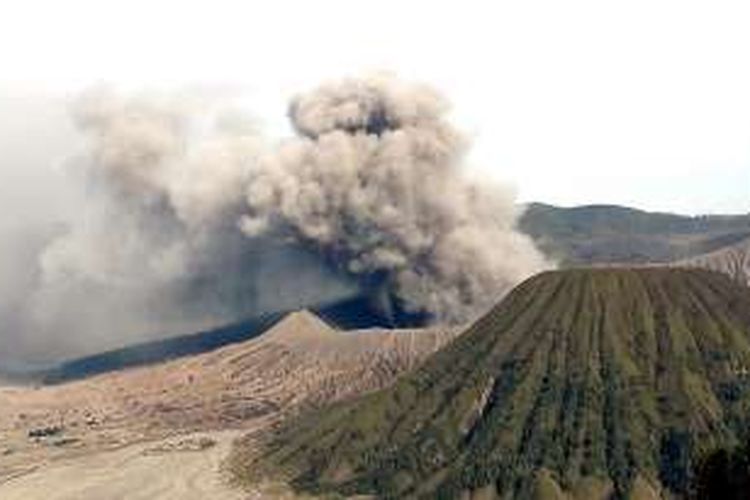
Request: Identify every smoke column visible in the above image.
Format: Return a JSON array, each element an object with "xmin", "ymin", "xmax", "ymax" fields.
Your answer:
[
  {"xmin": 17, "ymin": 87, "xmax": 356, "ymax": 363},
  {"xmin": 2, "ymin": 75, "xmax": 551, "ymax": 366},
  {"xmin": 242, "ymin": 75, "xmax": 550, "ymax": 322}
]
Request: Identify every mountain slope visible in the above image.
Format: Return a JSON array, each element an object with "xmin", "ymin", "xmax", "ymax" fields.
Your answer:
[
  {"xmin": 674, "ymin": 236, "xmax": 750, "ymax": 287},
  {"xmin": 520, "ymin": 203, "xmax": 750, "ymax": 265},
  {"xmin": 30, "ymin": 290, "xmax": 430, "ymax": 384},
  {"xmin": 237, "ymin": 268, "xmax": 750, "ymax": 499},
  {"xmin": 0, "ymin": 310, "xmax": 458, "ymax": 483},
  {"xmin": 40, "ymin": 312, "xmax": 285, "ymax": 383}
]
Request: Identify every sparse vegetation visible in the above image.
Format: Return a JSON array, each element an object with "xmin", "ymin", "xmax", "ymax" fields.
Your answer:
[{"xmin": 234, "ymin": 268, "xmax": 750, "ymax": 499}]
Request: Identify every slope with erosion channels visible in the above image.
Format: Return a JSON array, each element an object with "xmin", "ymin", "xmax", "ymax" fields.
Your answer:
[
  {"xmin": 673, "ymin": 236, "xmax": 750, "ymax": 287},
  {"xmin": 236, "ymin": 268, "xmax": 750, "ymax": 499},
  {"xmin": 28, "ymin": 290, "xmax": 430, "ymax": 384}
]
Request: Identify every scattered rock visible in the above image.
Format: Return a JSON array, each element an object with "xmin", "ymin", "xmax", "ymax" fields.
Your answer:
[
  {"xmin": 143, "ymin": 436, "xmax": 217, "ymax": 455},
  {"xmin": 51, "ymin": 438, "xmax": 81, "ymax": 448},
  {"xmin": 27, "ymin": 426, "xmax": 63, "ymax": 439}
]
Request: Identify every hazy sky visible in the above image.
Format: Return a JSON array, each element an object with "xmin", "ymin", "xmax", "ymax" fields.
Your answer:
[{"xmin": 1, "ymin": 0, "xmax": 749, "ymax": 214}]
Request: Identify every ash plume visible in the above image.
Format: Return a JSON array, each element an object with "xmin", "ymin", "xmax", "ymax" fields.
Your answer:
[
  {"xmin": 2, "ymin": 75, "xmax": 551, "ymax": 366},
  {"xmin": 241, "ymin": 75, "xmax": 551, "ymax": 322},
  {"xmin": 18, "ymin": 87, "xmax": 355, "ymax": 363}
]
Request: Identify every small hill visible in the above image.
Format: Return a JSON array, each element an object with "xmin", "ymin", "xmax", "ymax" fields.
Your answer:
[
  {"xmin": 238, "ymin": 268, "xmax": 750, "ymax": 499},
  {"xmin": 520, "ymin": 203, "xmax": 750, "ymax": 265},
  {"xmin": 674, "ymin": 237, "xmax": 750, "ymax": 287}
]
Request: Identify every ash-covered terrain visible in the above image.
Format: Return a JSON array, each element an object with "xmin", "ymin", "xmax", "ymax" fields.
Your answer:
[{"xmin": 0, "ymin": 311, "xmax": 458, "ymax": 498}]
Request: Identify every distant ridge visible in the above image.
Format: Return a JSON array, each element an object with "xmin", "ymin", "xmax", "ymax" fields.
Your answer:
[
  {"xmin": 520, "ymin": 203, "xmax": 750, "ymax": 265},
  {"xmin": 240, "ymin": 268, "xmax": 750, "ymax": 499}
]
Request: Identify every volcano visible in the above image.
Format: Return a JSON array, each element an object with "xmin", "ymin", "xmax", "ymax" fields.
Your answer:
[
  {"xmin": 29, "ymin": 287, "xmax": 429, "ymax": 384},
  {"xmin": 237, "ymin": 268, "xmax": 750, "ymax": 499}
]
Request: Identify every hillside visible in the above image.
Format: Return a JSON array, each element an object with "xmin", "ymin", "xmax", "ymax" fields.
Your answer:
[
  {"xmin": 237, "ymin": 269, "xmax": 750, "ymax": 499},
  {"xmin": 16, "ymin": 290, "xmax": 429, "ymax": 384},
  {"xmin": 674, "ymin": 237, "xmax": 750, "ymax": 287},
  {"xmin": 0, "ymin": 311, "xmax": 457, "ymax": 486},
  {"xmin": 520, "ymin": 203, "xmax": 750, "ymax": 265}
]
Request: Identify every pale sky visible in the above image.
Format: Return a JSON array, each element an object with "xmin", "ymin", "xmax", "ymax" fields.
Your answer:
[{"xmin": 1, "ymin": 0, "xmax": 749, "ymax": 214}]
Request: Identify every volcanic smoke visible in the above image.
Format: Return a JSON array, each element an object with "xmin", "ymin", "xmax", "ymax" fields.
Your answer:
[{"xmin": 2, "ymin": 75, "xmax": 551, "ymax": 364}]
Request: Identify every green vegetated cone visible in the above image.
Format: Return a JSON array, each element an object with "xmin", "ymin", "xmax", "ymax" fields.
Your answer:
[{"xmin": 236, "ymin": 268, "xmax": 750, "ymax": 499}]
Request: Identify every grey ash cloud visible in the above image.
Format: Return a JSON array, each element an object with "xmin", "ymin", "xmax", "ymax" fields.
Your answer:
[{"xmin": 2, "ymin": 75, "xmax": 551, "ymax": 365}]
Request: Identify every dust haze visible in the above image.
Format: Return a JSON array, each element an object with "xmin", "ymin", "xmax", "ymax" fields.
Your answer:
[
  {"xmin": 0, "ymin": 76, "xmax": 551, "ymax": 367},
  {"xmin": 243, "ymin": 75, "xmax": 549, "ymax": 321}
]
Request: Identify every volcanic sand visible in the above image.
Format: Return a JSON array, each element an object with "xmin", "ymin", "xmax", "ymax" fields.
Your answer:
[
  {"xmin": 0, "ymin": 431, "xmax": 249, "ymax": 500},
  {"xmin": 0, "ymin": 310, "xmax": 458, "ymax": 498}
]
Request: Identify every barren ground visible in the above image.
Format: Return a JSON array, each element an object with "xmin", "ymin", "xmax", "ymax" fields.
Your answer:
[{"xmin": 0, "ymin": 311, "xmax": 458, "ymax": 498}]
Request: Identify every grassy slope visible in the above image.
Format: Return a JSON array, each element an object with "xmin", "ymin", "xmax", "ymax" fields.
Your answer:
[{"xmin": 234, "ymin": 268, "xmax": 750, "ymax": 499}]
